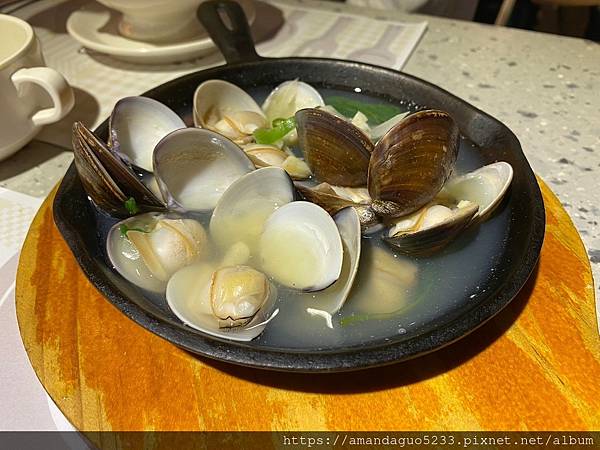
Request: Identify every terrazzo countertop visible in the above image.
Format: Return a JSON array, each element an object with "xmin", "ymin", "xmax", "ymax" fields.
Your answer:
[{"xmin": 1, "ymin": 0, "xmax": 598, "ymax": 301}]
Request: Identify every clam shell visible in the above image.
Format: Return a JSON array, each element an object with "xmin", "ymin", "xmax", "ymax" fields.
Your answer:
[
  {"xmin": 262, "ymin": 80, "xmax": 324, "ymax": 123},
  {"xmin": 305, "ymin": 207, "xmax": 361, "ymax": 316},
  {"xmin": 166, "ymin": 262, "xmax": 278, "ymax": 342},
  {"xmin": 368, "ymin": 110, "xmax": 459, "ymax": 218},
  {"xmin": 243, "ymin": 143, "xmax": 288, "ymax": 168},
  {"xmin": 384, "ymin": 201, "xmax": 479, "ymax": 255},
  {"xmin": 442, "ymin": 162, "xmax": 513, "ymax": 221},
  {"xmin": 109, "ymin": 96, "xmax": 185, "ymax": 172},
  {"xmin": 295, "ymin": 108, "xmax": 373, "ymax": 187},
  {"xmin": 259, "ymin": 201, "xmax": 343, "ymax": 291},
  {"xmin": 209, "ymin": 167, "xmax": 295, "ymax": 252},
  {"xmin": 294, "ymin": 182, "xmax": 380, "ymax": 233},
  {"xmin": 106, "ymin": 212, "xmax": 207, "ymax": 293},
  {"xmin": 350, "ymin": 245, "xmax": 418, "ymax": 314},
  {"xmin": 242, "ymin": 144, "xmax": 312, "ymax": 179},
  {"xmin": 72, "ymin": 122, "xmax": 164, "ymax": 216},
  {"xmin": 153, "ymin": 128, "xmax": 255, "ymax": 212},
  {"xmin": 193, "ymin": 79, "xmax": 266, "ymax": 141}
]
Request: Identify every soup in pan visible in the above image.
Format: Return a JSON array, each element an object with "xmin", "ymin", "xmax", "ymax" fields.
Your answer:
[{"xmin": 72, "ymin": 79, "xmax": 513, "ymax": 349}]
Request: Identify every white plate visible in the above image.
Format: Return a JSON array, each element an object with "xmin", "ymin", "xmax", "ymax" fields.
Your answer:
[{"xmin": 66, "ymin": 0, "xmax": 256, "ymax": 65}]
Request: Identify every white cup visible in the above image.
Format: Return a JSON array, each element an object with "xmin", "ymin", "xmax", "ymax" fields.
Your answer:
[
  {"xmin": 95, "ymin": 0, "xmax": 205, "ymax": 43},
  {"xmin": 0, "ymin": 14, "xmax": 74, "ymax": 161}
]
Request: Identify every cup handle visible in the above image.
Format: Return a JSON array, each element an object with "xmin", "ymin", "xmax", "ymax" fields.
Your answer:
[{"xmin": 11, "ymin": 67, "xmax": 75, "ymax": 126}]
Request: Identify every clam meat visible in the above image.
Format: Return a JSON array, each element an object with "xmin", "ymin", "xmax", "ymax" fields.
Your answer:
[
  {"xmin": 242, "ymin": 143, "xmax": 312, "ymax": 179},
  {"xmin": 193, "ymin": 79, "xmax": 267, "ymax": 144},
  {"xmin": 107, "ymin": 213, "xmax": 208, "ymax": 292},
  {"xmin": 384, "ymin": 201, "xmax": 479, "ymax": 255},
  {"xmin": 166, "ymin": 262, "xmax": 278, "ymax": 341}
]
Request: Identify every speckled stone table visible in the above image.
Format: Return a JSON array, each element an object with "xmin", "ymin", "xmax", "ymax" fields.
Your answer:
[{"xmin": 1, "ymin": 0, "xmax": 598, "ymax": 312}]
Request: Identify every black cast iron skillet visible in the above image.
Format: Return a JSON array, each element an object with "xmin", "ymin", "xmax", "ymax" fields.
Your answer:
[{"xmin": 53, "ymin": 0, "xmax": 545, "ymax": 372}]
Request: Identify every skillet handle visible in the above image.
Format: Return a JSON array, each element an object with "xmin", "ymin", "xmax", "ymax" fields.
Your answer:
[{"xmin": 197, "ymin": 0, "xmax": 262, "ymax": 64}]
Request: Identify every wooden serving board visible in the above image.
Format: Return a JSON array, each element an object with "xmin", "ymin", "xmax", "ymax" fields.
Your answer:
[{"xmin": 16, "ymin": 180, "xmax": 599, "ymax": 435}]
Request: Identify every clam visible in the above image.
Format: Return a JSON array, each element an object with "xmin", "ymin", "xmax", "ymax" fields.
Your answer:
[
  {"xmin": 72, "ymin": 122, "xmax": 164, "ymax": 216},
  {"xmin": 384, "ymin": 201, "xmax": 479, "ymax": 255},
  {"xmin": 382, "ymin": 162, "xmax": 512, "ymax": 255},
  {"xmin": 259, "ymin": 201, "xmax": 343, "ymax": 291},
  {"xmin": 442, "ymin": 162, "xmax": 513, "ymax": 221},
  {"xmin": 262, "ymin": 80, "xmax": 324, "ymax": 124},
  {"xmin": 295, "ymin": 182, "xmax": 380, "ymax": 233},
  {"xmin": 209, "ymin": 167, "xmax": 296, "ymax": 252},
  {"xmin": 242, "ymin": 143, "xmax": 312, "ymax": 179},
  {"xmin": 166, "ymin": 262, "xmax": 278, "ymax": 341},
  {"xmin": 106, "ymin": 213, "xmax": 208, "ymax": 292},
  {"xmin": 350, "ymin": 245, "xmax": 418, "ymax": 314},
  {"xmin": 210, "ymin": 265, "xmax": 272, "ymax": 328},
  {"xmin": 369, "ymin": 110, "xmax": 460, "ymax": 218},
  {"xmin": 108, "ymin": 96, "xmax": 185, "ymax": 173},
  {"xmin": 296, "ymin": 108, "xmax": 459, "ymax": 216},
  {"xmin": 305, "ymin": 207, "xmax": 361, "ymax": 317},
  {"xmin": 193, "ymin": 80, "xmax": 267, "ymax": 144},
  {"xmin": 295, "ymin": 108, "xmax": 373, "ymax": 186},
  {"xmin": 153, "ymin": 128, "xmax": 255, "ymax": 212}
]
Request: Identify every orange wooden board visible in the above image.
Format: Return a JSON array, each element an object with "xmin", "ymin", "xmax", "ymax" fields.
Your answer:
[{"xmin": 15, "ymin": 179, "xmax": 599, "ymax": 433}]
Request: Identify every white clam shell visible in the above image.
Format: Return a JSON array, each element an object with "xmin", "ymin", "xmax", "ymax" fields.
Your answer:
[
  {"xmin": 109, "ymin": 96, "xmax": 185, "ymax": 172},
  {"xmin": 443, "ymin": 161, "xmax": 514, "ymax": 220},
  {"xmin": 153, "ymin": 128, "xmax": 255, "ymax": 212},
  {"xmin": 209, "ymin": 167, "xmax": 295, "ymax": 252},
  {"xmin": 166, "ymin": 262, "xmax": 278, "ymax": 342},
  {"xmin": 305, "ymin": 207, "xmax": 361, "ymax": 316},
  {"xmin": 259, "ymin": 201, "xmax": 343, "ymax": 291},
  {"xmin": 262, "ymin": 80, "xmax": 325, "ymax": 123},
  {"xmin": 106, "ymin": 213, "xmax": 207, "ymax": 293},
  {"xmin": 370, "ymin": 111, "xmax": 410, "ymax": 141},
  {"xmin": 193, "ymin": 79, "xmax": 266, "ymax": 139}
]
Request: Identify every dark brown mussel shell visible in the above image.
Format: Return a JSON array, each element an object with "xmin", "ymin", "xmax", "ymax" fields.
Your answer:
[
  {"xmin": 72, "ymin": 122, "xmax": 164, "ymax": 217},
  {"xmin": 295, "ymin": 108, "xmax": 373, "ymax": 187},
  {"xmin": 368, "ymin": 110, "xmax": 459, "ymax": 218},
  {"xmin": 384, "ymin": 202, "xmax": 479, "ymax": 256},
  {"xmin": 295, "ymin": 182, "xmax": 380, "ymax": 232}
]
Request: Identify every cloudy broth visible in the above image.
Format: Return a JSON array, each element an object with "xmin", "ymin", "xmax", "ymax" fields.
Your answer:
[{"xmin": 100, "ymin": 86, "xmax": 510, "ymax": 350}]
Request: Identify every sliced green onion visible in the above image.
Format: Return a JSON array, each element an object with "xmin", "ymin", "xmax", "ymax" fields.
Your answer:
[
  {"xmin": 119, "ymin": 224, "xmax": 149, "ymax": 237},
  {"xmin": 124, "ymin": 197, "xmax": 140, "ymax": 215},
  {"xmin": 253, "ymin": 117, "xmax": 296, "ymax": 145}
]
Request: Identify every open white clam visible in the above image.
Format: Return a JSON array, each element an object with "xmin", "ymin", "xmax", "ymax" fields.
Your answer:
[
  {"xmin": 259, "ymin": 201, "xmax": 343, "ymax": 291},
  {"xmin": 166, "ymin": 262, "xmax": 279, "ymax": 342},
  {"xmin": 153, "ymin": 128, "xmax": 255, "ymax": 212},
  {"xmin": 443, "ymin": 161, "xmax": 514, "ymax": 221},
  {"xmin": 106, "ymin": 213, "xmax": 208, "ymax": 293},
  {"xmin": 262, "ymin": 80, "xmax": 325, "ymax": 124},
  {"xmin": 305, "ymin": 207, "xmax": 361, "ymax": 321},
  {"xmin": 193, "ymin": 79, "xmax": 267, "ymax": 143},
  {"xmin": 109, "ymin": 96, "xmax": 185, "ymax": 173},
  {"xmin": 209, "ymin": 166, "xmax": 296, "ymax": 252},
  {"xmin": 385, "ymin": 201, "xmax": 480, "ymax": 255}
]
